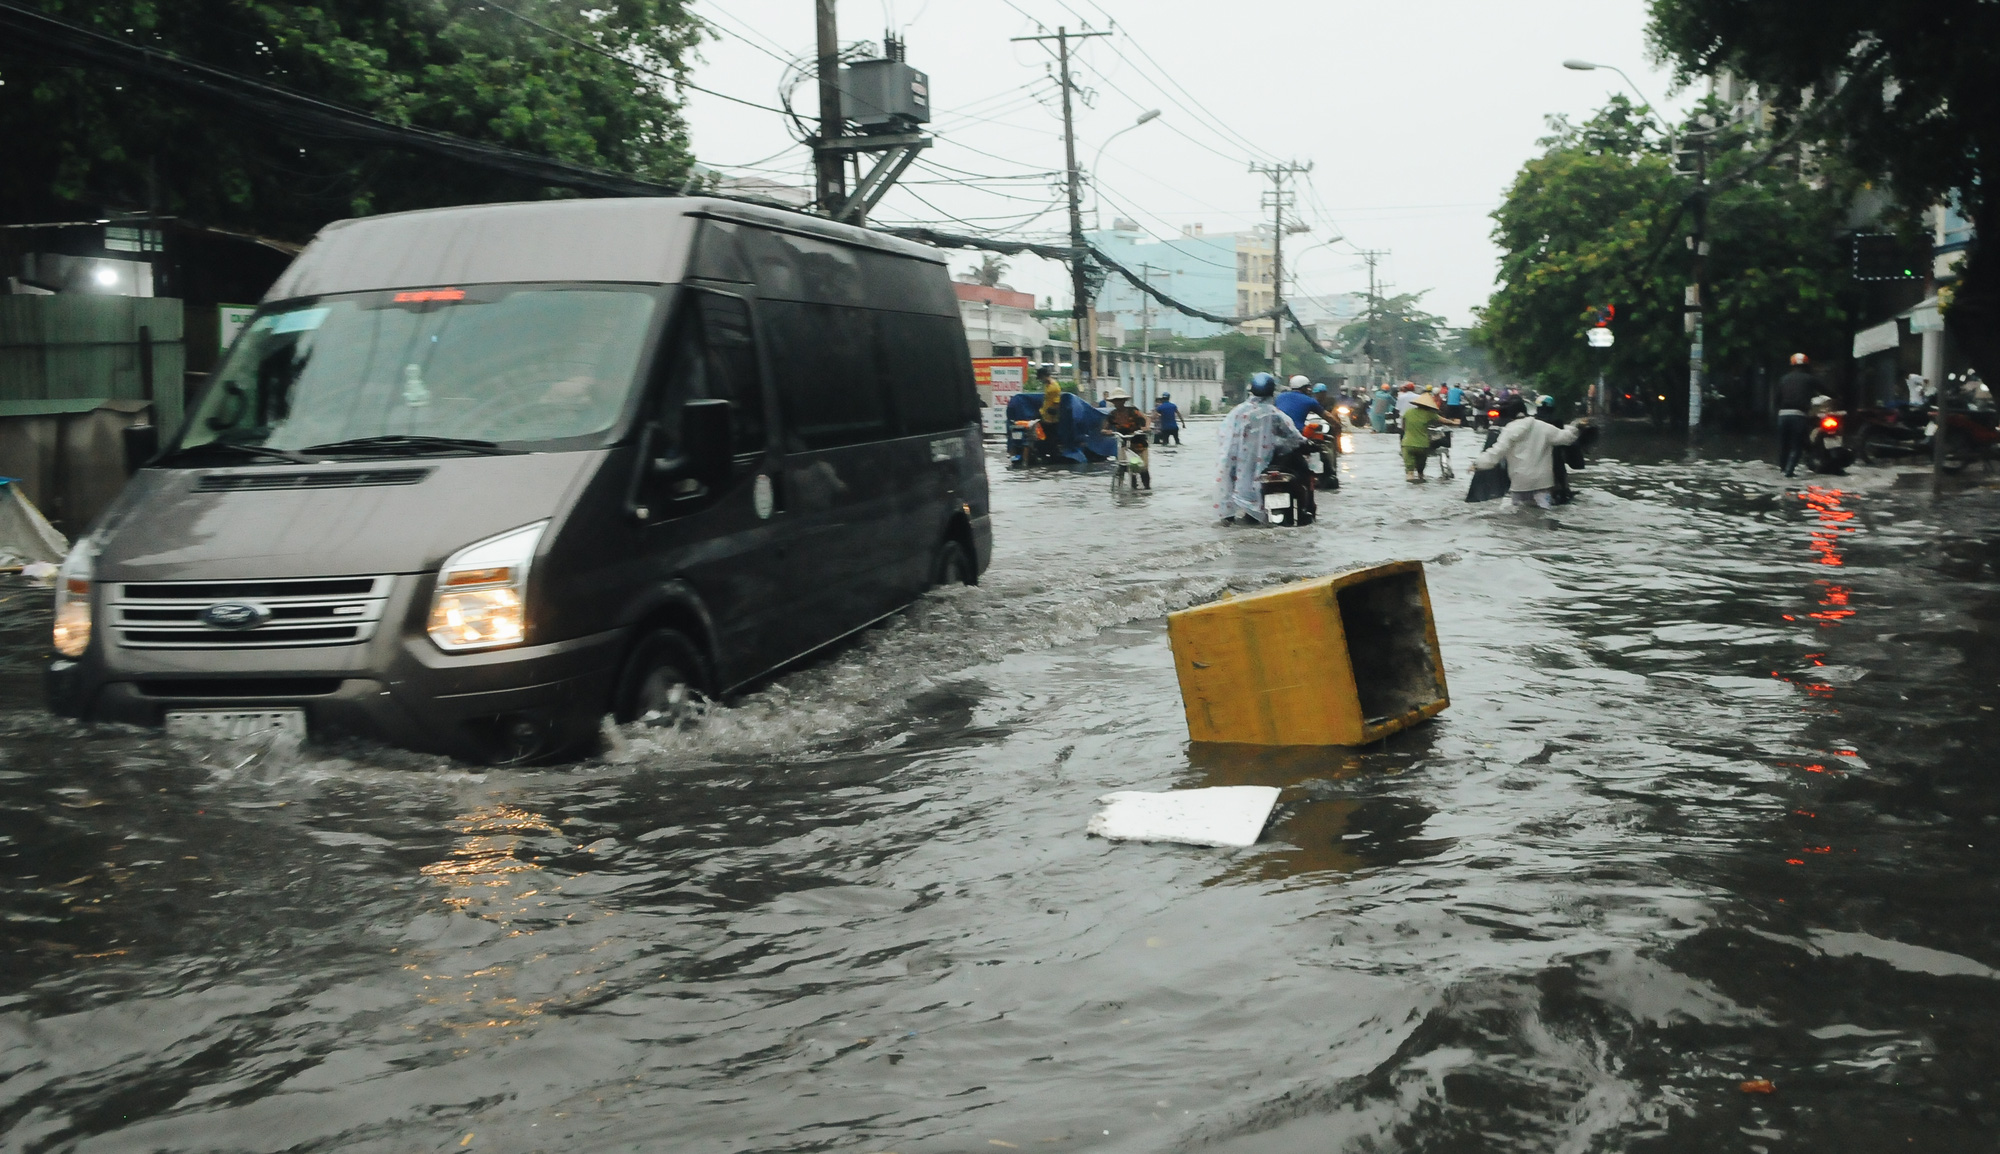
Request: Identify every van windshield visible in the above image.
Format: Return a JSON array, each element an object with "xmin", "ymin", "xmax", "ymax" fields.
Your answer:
[{"xmin": 178, "ymin": 285, "xmax": 658, "ymax": 458}]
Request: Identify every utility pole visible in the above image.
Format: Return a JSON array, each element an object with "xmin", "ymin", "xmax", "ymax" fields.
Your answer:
[
  {"xmin": 1356, "ymin": 249, "xmax": 1388, "ymax": 387},
  {"xmin": 813, "ymin": 0, "xmax": 845, "ymax": 217},
  {"xmin": 1139, "ymin": 261, "xmax": 1153, "ymax": 360},
  {"xmin": 1251, "ymin": 160, "xmax": 1311, "ymax": 376},
  {"xmin": 1015, "ymin": 25, "xmax": 1110, "ymax": 395},
  {"xmin": 1679, "ymin": 124, "xmax": 1714, "ymax": 445}
]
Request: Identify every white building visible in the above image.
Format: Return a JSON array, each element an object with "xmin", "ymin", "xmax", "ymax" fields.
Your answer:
[{"xmin": 955, "ymin": 281, "xmax": 1049, "ymax": 359}]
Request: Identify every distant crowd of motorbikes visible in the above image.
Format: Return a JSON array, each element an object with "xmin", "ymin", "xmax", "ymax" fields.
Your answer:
[{"xmin": 1003, "ymin": 372, "xmax": 1999, "ymax": 490}]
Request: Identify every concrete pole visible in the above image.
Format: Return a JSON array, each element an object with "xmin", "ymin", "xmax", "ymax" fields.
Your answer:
[{"xmin": 813, "ymin": 0, "xmax": 845, "ymax": 217}]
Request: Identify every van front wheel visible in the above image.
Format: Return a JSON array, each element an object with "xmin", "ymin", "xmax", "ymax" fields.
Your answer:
[
  {"xmin": 615, "ymin": 628, "xmax": 710, "ymax": 727},
  {"xmin": 933, "ymin": 539, "xmax": 974, "ymax": 587}
]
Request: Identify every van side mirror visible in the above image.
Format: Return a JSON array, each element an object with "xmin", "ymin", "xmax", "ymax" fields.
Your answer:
[
  {"xmin": 122, "ymin": 423, "xmax": 159, "ymax": 474},
  {"xmin": 649, "ymin": 399, "xmax": 733, "ymax": 501}
]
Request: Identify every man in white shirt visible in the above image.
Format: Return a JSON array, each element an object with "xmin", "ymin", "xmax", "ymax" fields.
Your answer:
[
  {"xmin": 1907, "ymin": 373, "xmax": 1930, "ymax": 406},
  {"xmin": 1473, "ymin": 410, "xmax": 1584, "ymax": 509}
]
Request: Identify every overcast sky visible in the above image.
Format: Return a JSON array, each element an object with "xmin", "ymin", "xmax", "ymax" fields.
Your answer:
[{"xmin": 678, "ymin": 0, "xmax": 1697, "ymax": 329}]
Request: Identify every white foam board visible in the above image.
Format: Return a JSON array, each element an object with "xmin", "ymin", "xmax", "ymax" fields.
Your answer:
[{"xmin": 1086, "ymin": 786, "xmax": 1281, "ymax": 848}]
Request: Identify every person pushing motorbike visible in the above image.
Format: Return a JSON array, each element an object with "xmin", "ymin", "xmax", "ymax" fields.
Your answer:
[
  {"xmin": 1105, "ymin": 391, "xmax": 1151, "ymax": 489},
  {"xmin": 1775, "ymin": 353, "xmax": 1818, "ymax": 479}
]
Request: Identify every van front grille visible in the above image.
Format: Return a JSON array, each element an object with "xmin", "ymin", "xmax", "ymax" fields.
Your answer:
[
  {"xmin": 110, "ymin": 576, "xmax": 393, "ymax": 650},
  {"xmin": 194, "ymin": 469, "xmax": 431, "ymax": 493},
  {"xmin": 135, "ymin": 679, "xmax": 343, "ymax": 698}
]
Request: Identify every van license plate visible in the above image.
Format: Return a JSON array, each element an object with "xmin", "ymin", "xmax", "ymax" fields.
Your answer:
[{"xmin": 165, "ymin": 709, "xmax": 307, "ymax": 743}]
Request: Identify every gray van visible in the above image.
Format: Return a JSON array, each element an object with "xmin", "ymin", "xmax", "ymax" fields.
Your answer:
[{"xmin": 45, "ymin": 198, "xmax": 992, "ymax": 762}]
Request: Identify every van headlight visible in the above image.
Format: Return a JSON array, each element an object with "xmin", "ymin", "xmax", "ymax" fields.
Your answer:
[
  {"xmin": 426, "ymin": 521, "xmax": 547, "ymax": 652},
  {"xmin": 52, "ymin": 543, "xmax": 94, "ymax": 658}
]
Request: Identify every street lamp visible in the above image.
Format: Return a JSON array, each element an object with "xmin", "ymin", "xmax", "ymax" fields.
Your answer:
[
  {"xmin": 1091, "ymin": 109, "xmax": 1163, "ymax": 226},
  {"xmin": 1084, "ymin": 108, "xmax": 1162, "ymax": 399},
  {"xmin": 1563, "ymin": 58, "xmax": 1674, "ymax": 147}
]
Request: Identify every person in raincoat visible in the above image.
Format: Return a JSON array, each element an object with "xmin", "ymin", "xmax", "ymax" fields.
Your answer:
[
  {"xmin": 1368, "ymin": 383, "xmax": 1393, "ymax": 433},
  {"xmin": 1214, "ymin": 372, "xmax": 1306, "ymax": 525},
  {"xmin": 1473, "ymin": 402, "xmax": 1585, "ymax": 509}
]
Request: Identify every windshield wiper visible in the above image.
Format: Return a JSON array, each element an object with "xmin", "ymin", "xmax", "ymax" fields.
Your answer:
[
  {"xmin": 299, "ymin": 435, "xmax": 526, "ymax": 457},
  {"xmin": 159, "ymin": 440, "xmax": 319, "ymax": 466}
]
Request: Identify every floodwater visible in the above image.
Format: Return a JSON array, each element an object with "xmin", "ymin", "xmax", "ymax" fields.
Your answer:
[{"xmin": 4, "ymin": 420, "xmax": 2000, "ymax": 1153}]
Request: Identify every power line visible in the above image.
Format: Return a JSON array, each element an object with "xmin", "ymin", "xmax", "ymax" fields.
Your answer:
[
  {"xmin": 474, "ymin": 0, "xmax": 790, "ymax": 115},
  {"xmin": 881, "ymin": 186, "xmax": 1066, "ymax": 233},
  {"xmin": 694, "ymin": 4, "xmax": 801, "ymax": 70},
  {"xmin": 1080, "ymin": 10, "xmax": 1279, "ymax": 166}
]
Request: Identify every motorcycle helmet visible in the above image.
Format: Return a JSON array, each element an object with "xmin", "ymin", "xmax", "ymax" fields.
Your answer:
[
  {"xmin": 1312, "ymin": 383, "xmax": 1328, "ymax": 395},
  {"xmin": 1249, "ymin": 372, "xmax": 1278, "ymax": 397},
  {"xmin": 1289, "ymin": 374, "xmax": 1311, "ymax": 390}
]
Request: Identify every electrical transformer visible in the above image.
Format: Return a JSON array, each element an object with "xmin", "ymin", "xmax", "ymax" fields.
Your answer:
[{"xmin": 839, "ymin": 60, "xmax": 930, "ymax": 134}]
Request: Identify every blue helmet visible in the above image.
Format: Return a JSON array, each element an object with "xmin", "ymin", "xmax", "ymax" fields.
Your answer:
[
  {"xmin": 1249, "ymin": 372, "xmax": 1278, "ymax": 397},
  {"xmin": 1311, "ymin": 383, "xmax": 1327, "ymax": 394}
]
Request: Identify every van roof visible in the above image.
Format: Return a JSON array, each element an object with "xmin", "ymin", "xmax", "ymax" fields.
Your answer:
[{"xmin": 265, "ymin": 197, "xmax": 946, "ymax": 302}]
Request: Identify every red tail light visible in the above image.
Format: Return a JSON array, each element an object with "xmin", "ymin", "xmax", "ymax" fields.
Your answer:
[
  {"xmin": 1486, "ymin": 409, "xmax": 1499, "ymax": 419},
  {"xmin": 1820, "ymin": 415, "xmax": 1840, "ymax": 431}
]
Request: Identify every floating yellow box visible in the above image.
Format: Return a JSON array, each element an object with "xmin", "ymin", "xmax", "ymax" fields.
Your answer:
[{"xmin": 1167, "ymin": 560, "xmax": 1448, "ymax": 746}]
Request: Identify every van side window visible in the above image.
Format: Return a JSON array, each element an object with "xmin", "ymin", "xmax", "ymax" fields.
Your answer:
[
  {"xmin": 862, "ymin": 251, "xmax": 958, "ymax": 316},
  {"xmin": 738, "ymin": 227, "xmax": 865, "ymax": 305},
  {"xmin": 698, "ymin": 293, "xmax": 766, "ymax": 454},
  {"xmin": 876, "ymin": 312, "xmax": 976, "ymax": 435},
  {"xmin": 762, "ymin": 300, "xmax": 890, "ymax": 450},
  {"xmin": 654, "ymin": 291, "xmax": 766, "ymax": 456},
  {"xmin": 690, "ymin": 220, "xmax": 752, "ymax": 282}
]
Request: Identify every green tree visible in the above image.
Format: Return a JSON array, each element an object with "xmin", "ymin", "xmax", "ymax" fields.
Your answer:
[
  {"xmin": 1151, "ymin": 330, "xmax": 1268, "ymax": 396},
  {"xmin": 1475, "ymin": 96, "xmax": 1858, "ymax": 416},
  {"xmin": 1334, "ymin": 291, "xmax": 1453, "ymax": 384},
  {"xmin": 1646, "ymin": 0, "xmax": 2000, "ymax": 383},
  {"xmin": 0, "ymin": 0, "xmax": 703, "ymax": 240}
]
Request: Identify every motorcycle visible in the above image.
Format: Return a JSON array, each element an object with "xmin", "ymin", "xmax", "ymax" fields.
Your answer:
[
  {"xmin": 1802, "ymin": 396, "xmax": 1854, "ymax": 475},
  {"xmin": 1849, "ymin": 404, "xmax": 1931, "ymax": 465},
  {"xmin": 1935, "ymin": 406, "xmax": 2000, "ymax": 473},
  {"xmin": 1851, "ymin": 400, "xmax": 2000, "ymax": 473},
  {"xmin": 1301, "ymin": 413, "xmax": 1340, "ymax": 491}
]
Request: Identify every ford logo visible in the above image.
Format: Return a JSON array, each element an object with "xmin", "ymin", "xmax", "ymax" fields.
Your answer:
[{"xmin": 200, "ymin": 601, "xmax": 270, "ymax": 630}]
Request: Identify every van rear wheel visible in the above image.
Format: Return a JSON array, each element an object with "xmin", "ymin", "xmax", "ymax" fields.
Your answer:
[
  {"xmin": 615, "ymin": 628, "xmax": 710, "ymax": 727},
  {"xmin": 933, "ymin": 539, "xmax": 974, "ymax": 587}
]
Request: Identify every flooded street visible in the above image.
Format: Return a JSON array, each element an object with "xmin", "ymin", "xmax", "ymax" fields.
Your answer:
[{"xmin": 5, "ymin": 422, "xmax": 2000, "ymax": 1153}]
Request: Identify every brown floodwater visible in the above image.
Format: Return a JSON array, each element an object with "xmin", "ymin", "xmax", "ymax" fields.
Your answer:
[{"xmin": 3, "ymin": 423, "xmax": 1998, "ymax": 1153}]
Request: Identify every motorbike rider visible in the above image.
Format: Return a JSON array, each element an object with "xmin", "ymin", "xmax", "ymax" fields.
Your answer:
[
  {"xmin": 1215, "ymin": 372, "xmax": 1308, "ymax": 526},
  {"xmin": 1274, "ymin": 374, "xmax": 1328, "ymax": 432},
  {"xmin": 1776, "ymin": 353, "xmax": 1818, "ymax": 479}
]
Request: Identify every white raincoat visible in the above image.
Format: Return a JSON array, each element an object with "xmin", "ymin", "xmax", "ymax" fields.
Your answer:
[
  {"xmin": 1473, "ymin": 417, "xmax": 1581, "ymax": 493},
  {"xmin": 1213, "ymin": 396, "xmax": 1306, "ymax": 522}
]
